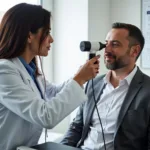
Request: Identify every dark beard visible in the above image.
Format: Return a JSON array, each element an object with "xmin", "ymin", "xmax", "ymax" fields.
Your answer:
[
  {"xmin": 104, "ymin": 49, "xmax": 131, "ymax": 70},
  {"xmin": 105, "ymin": 58, "xmax": 129, "ymax": 70},
  {"xmin": 106, "ymin": 61, "xmax": 118, "ymax": 70}
]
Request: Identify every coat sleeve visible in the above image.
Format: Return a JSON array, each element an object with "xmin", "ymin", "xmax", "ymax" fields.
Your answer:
[
  {"xmin": 44, "ymin": 78, "xmax": 71, "ymax": 100},
  {"xmin": 60, "ymin": 81, "xmax": 90, "ymax": 147},
  {"xmin": 0, "ymin": 61, "xmax": 87, "ymax": 129},
  {"xmin": 60, "ymin": 102, "xmax": 85, "ymax": 147}
]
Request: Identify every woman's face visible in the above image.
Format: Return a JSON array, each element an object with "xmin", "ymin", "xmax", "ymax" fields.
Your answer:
[{"xmin": 28, "ymin": 27, "xmax": 54, "ymax": 57}]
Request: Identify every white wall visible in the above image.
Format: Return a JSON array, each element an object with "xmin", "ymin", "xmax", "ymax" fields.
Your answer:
[
  {"xmin": 88, "ymin": 0, "xmax": 110, "ymax": 74},
  {"xmin": 110, "ymin": 0, "xmax": 141, "ymax": 25},
  {"xmin": 42, "ymin": 0, "xmax": 54, "ymax": 81},
  {"xmin": 53, "ymin": 0, "xmax": 88, "ymax": 83}
]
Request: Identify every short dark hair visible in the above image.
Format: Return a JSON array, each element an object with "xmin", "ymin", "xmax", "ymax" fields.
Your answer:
[{"xmin": 112, "ymin": 22, "xmax": 145, "ymax": 59}]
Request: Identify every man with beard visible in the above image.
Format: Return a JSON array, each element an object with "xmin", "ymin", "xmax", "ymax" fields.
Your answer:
[{"xmin": 60, "ymin": 22, "xmax": 150, "ymax": 150}]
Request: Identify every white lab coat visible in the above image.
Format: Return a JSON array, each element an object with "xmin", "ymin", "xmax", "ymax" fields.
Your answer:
[{"xmin": 0, "ymin": 58, "xmax": 87, "ymax": 150}]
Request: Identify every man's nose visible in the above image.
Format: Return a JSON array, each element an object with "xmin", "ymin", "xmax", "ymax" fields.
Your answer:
[{"xmin": 105, "ymin": 43, "xmax": 111, "ymax": 52}]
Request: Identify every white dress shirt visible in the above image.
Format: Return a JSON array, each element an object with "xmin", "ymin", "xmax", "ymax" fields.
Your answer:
[{"xmin": 81, "ymin": 66, "xmax": 137, "ymax": 150}]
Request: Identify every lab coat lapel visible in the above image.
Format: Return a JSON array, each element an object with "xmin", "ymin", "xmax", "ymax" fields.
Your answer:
[
  {"xmin": 11, "ymin": 58, "xmax": 42, "ymax": 98},
  {"xmin": 36, "ymin": 76, "xmax": 45, "ymax": 99}
]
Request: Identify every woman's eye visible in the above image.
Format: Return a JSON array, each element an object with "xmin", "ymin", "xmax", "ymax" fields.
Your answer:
[
  {"xmin": 44, "ymin": 30, "xmax": 50, "ymax": 36},
  {"xmin": 46, "ymin": 31, "xmax": 50, "ymax": 35}
]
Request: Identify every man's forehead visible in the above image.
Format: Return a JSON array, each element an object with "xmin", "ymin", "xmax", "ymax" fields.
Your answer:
[{"xmin": 106, "ymin": 28, "xmax": 129, "ymax": 41}]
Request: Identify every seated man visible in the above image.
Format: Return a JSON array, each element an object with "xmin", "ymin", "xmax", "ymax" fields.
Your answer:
[{"xmin": 61, "ymin": 22, "xmax": 150, "ymax": 150}]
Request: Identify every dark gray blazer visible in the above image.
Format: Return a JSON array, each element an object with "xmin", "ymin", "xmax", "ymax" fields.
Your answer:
[{"xmin": 61, "ymin": 68, "xmax": 150, "ymax": 150}]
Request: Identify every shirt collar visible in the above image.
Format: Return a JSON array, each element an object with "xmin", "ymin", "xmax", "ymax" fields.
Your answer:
[
  {"xmin": 19, "ymin": 57, "xmax": 36, "ymax": 77},
  {"xmin": 104, "ymin": 66, "xmax": 137, "ymax": 86},
  {"xmin": 124, "ymin": 66, "xmax": 137, "ymax": 85}
]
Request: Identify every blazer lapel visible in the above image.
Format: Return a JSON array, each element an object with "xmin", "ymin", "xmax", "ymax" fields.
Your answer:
[
  {"xmin": 114, "ymin": 68, "xmax": 143, "ymax": 137},
  {"xmin": 78, "ymin": 77, "xmax": 106, "ymax": 146},
  {"xmin": 84, "ymin": 80, "xmax": 106, "ymax": 124}
]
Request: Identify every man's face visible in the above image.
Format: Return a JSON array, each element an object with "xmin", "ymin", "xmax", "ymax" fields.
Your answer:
[{"xmin": 104, "ymin": 28, "xmax": 133, "ymax": 70}]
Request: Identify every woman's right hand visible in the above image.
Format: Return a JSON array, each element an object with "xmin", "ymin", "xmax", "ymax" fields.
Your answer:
[{"xmin": 73, "ymin": 55, "xmax": 100, "ymax": 86}]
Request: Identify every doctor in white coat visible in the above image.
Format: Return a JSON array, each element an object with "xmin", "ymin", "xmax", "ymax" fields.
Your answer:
[{"xmin": 0, "ymin": 3, "xmax": 100, "ymax": 150}]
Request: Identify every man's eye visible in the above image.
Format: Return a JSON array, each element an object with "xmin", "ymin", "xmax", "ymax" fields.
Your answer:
[{"xmin": 112, "ymin": 43, "xmax": 119, "ymax": 47}]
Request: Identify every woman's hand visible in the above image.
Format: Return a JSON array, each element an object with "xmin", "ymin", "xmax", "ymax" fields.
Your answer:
[{"xmin": 73, "ymin": 55, "xmax": 100, "ymax": 86}]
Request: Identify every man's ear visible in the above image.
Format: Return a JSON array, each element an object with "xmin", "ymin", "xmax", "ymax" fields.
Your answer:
[
  {"xmin": 27, "ymin": 32, "xmax": 33, "ymax": 44},
  {"xmin": 130, "ymin": 45, "xmax": 141, "ymax": 58}
]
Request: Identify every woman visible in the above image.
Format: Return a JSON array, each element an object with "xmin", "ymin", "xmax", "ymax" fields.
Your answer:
[{"xmin": 0, "ymin": 3, "xmax": 99, "ymax": 150}]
